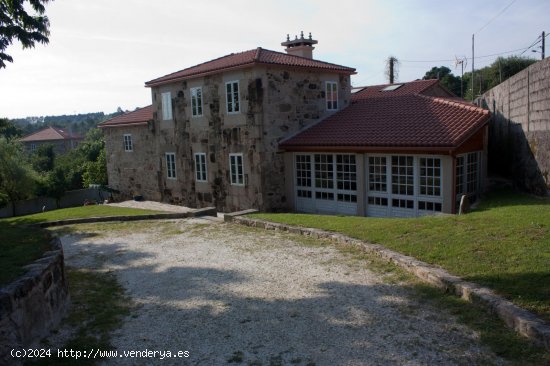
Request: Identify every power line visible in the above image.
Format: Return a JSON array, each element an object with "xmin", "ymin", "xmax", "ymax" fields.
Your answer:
[
  {"xmin": 520, "ymin": 33, "xmax": 545, "ymax": 56},
  {"xmin": 400, "ymin": 45, "xmax": 536, "ymax": 63},
  {"xmin": 474, "ymin": 0, "xmax": 517, "ymax": 35}
]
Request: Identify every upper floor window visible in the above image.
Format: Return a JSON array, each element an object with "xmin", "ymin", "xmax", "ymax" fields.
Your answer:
[
  {"xmin": 191, "ymin": 87, "xmax": 203, "ymax": 117},
  {"xmin": 194, "ymin": 153, "xmax": 207, "ymax": 182},
  {"xmin": 229, "ymin": 153, "xmax": 244, "ymax": 185},
  {"xmin": 166, "ymin": 152, "xmax": 176, "ymax": 179},
  {"xmin": 326, "ymin": 81, "xmax": 338, "ymax": 111},
  {"xmin": 123, "ymin": 134, "xmax": 133, "ymax": 152},
  {"xmin": 161, "ymin": 92, "xmax": 172, "ymax": 120},
  {"xmin": 226, "ymin": 81, "xmax": 240, "ymax": 114},
  {"xmin": 30, "ymin": 143, "xmax": 36, "ymax": 152}
]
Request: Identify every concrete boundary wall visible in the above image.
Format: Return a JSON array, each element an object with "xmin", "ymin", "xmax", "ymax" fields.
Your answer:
[
  {"xmin": 0, "ymin": 236, "xmax": 70, "ymax": 365},
  {"xmin": 227, "ymin": 215, "xmax": 550, "ymax": 350},
  {"xmin": 0, "ymin": 188, "xmax": 112, "ymax": 219},
  {"xmin": 481, "ymin": 57, "xmax": 550, "ymax": 194},
  {"xmin": 34, "ymin": 207, "xmax": 217, "ymax": 228}
]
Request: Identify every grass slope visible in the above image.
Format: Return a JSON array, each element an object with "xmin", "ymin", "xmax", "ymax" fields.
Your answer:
[
  {"xmin": 0, "ymin": 205, "xmax": 163, "ymax": 286},
  {"xmin": 249, "ymin": 188, "xmax": 550, "ymax": 322}
]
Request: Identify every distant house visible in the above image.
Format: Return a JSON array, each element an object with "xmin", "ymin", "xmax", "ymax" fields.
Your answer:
[
  {"xmin": 100, "ymin": 34, "xmax": 490, "ymax": 217},
  {"xmin": 19, "ymin": 126, "xmax": 83, "ymax": 154}
]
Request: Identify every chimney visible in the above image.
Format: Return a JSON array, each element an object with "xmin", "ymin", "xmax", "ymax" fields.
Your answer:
[{"xmin": 281, "ymin": 31, "xmax": 318, "ymax": 59}]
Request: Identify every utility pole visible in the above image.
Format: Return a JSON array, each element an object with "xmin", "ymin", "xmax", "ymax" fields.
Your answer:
[
  {"xmin": 389, "ymin": 57, "xmax": 395, "ymax": 84},
  {"xmin": 471, "ymin": 34, "xmax": 475, "ymax": 102},
  {"xmin": 542, "ymin": 31, "xmax": 546, "ymax": 60}
]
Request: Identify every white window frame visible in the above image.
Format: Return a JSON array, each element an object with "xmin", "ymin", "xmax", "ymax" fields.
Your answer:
[
  {"xmin": 165, "ymin": 152, "xmax": 176, "ymax": 179},
  {"xmin": 225, "ymin": 81, "xmax": 240, "ymax": 114},
  {"xmin": 326, "ymin": 81, "xmax": 338, "ymax": 111},
  {"xmin": 123, "ymin": 134, "xmax": 133, "ymax": 152},
  {"xmin": 229, "ymin": 153, "xmax": 244, "ymax": 186},
  {"xmin": 161, "ymin": 92, "xmax": 172, "ymax": 121},
  {"xmin": 194, "ymin": 153, "xmax": 207, "ymax": 182},
  {"xmin": 456, "ymin": 151, "xmax": 481, "ymax": 206},
  {"xmin": 191, "ymin": 87, "xmax": 203, "ymax": 117}
]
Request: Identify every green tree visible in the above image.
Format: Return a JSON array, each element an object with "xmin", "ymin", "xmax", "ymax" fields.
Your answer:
[
  {"xmin": 0, "ymin": 0, "xmax": 52, "ymax": 68},
  {"xmin": 0, "ymin": 137, "xmax": 36, "ymax": 215},
  {"xmin": 422, "ymin": 66, "xmax": 462, "ymax": 96},
  {"xmin": 36, "ymin": 166, "xmax": 67, "ymax": 208},
  {"xmin": 0, "ymin": 118, "xmax": 22, "ymax": 139},
  {"xmin": 82, "ymin": 149, "xmax": 107, "ymax": 187},
  {"xmin": 462, "ymin": 56, "xmax": 536, "ymax": 100},
  {"xmin": 31, "ymin": 143, "xmax": 55, "ymax": 172}
]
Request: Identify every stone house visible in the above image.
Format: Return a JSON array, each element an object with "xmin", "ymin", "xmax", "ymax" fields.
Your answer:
[
  {"xmin": 19, "ymin": 126, "xmax": 83, "ymax": 154},
  {"xmin": 100, "ymin": 35, "xmax": 490, "ymax": 217}
]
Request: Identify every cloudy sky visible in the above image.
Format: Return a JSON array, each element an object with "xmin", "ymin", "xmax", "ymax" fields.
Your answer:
[{"xmin": 0, "ymin": 0, "xmax": 548, "ymax": 118}]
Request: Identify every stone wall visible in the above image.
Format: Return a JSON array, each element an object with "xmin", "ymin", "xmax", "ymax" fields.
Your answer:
[
  {"xmin": 146, "ymin": 65, "xmax": 351, "ymax": 212},
  {"xmin": 480, "ymin": 57, "xmax": 550, "ymax": 194},
  {"xmin": 0, "ymin": 236, "xmax": 69, "ymax": 364},
  {"xmin": 103, "ymin": 124, "xmax": 161, "ymax": 201}
]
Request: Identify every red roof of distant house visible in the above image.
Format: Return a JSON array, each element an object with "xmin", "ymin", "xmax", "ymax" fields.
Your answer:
[
  {"xmin": 281, "ymin": 80, "xmax": 490, "ymax": 151},
  {"xmin": 99, "ymin": 106, "xmax": 153, "ymax": 128},
  {"xmin": 20, "ymin": 126, "xmax": 83, "ymax": 142},
  {"xmin": 145, "ymin": 48, "xmax": 356, "ymax": 87},
  {"xmin": 351, "ymin": 79, "xmax": 451, "ymax": 99}
]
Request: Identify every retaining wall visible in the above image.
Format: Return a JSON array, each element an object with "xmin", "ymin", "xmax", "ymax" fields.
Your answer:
[
  {"xmin": 0, "ymin": 236, "xmax": 69, "ymax": 364},
  {"xmin": 480, "ymin": 57, "xmax": 550, "ymax": 194}
]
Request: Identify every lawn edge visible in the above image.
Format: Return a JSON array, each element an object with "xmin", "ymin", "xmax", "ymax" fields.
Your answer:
[
  {"xmin": 32, "ymin": 207, "xmax": 217, "ymax": 227},
  {"xmin": 227, "ymin": 214, "xmax": 550, "ymax": 350}
]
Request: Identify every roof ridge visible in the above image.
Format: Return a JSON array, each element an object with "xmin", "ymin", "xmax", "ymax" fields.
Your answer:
[
  {"xmin": 254, "ymin": 47, "xmax": 262, "ymax": 61},
  {"xmin": 418, "ymin": 94, "xmax": 489, "ymax": 115}
]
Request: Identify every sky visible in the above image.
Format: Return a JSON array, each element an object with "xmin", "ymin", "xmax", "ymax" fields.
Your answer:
[{"xmin": 0, "ymin": 0, "xmax": 548, "ymax": 119}]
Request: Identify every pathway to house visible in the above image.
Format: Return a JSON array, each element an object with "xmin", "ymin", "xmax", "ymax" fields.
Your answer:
[{"xmin": 60, "ymin": 217, "xmax": 503, "ymax": 365}]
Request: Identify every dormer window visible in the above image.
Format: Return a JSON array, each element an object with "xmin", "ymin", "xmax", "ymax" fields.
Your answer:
[{"xmin": 326, "ymin": 81, "xmax": 338, "ymax": 111}]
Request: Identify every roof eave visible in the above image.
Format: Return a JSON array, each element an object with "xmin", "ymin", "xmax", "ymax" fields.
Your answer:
[{"xmin": 99, "ymin": 121, "xmax": 149, "ymax": 129}]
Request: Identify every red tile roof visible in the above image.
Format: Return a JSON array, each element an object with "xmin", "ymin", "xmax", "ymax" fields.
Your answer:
[
  {"xmin": 351, "ymin": 79, "xmax": 450, "ymax": 100},
  {"xmin": 20, "ymin": 126, "xmax": 83, "ymax": 142},
  {"xmin": 99, "ymin": 106, "xmax": 153, "ymax": 128},
  {"xmin": 281, "ymin": 81, "xmax": 490, "ymax": 151},
  {"xmin": 145, "ymin": 48, "xmax": 356, "ymax": 87}
]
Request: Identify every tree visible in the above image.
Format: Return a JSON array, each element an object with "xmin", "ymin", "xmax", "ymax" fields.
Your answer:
[
  {"xmin": 422, "ymin": 66, "xmax": 462, "ymax": 96},
  {"xmin": 36, "ymin": 166, "xmax": 67, "ymax": 208},
  {"xmin": 0, "ymin": 118, "xmax": 22, "ymax": 139},
  {"xmin": 82, "ymin": 149, "xmax": 107, "ymax": 187},
  {"xmin": 0, "ymin": 0, "xmax": 51, "ymax": 68},
  {"xmin": 31, "ymin": 143, "xmax": 55, "ymax": 172},
  {"xmin": 462, "ymin": 55, "xmax": 536, "ymax": 100},
  {"xmin": 0, "ymin": 137, "xmax": 36, "ymax": 215},
  {"xmin": 385, "ymin": 56, "xmax": 400, "ymax": 84}
]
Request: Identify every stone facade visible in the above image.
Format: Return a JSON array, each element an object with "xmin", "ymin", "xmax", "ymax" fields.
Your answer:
[
  {"xmin": 480, "ymin": 57, "xmax": 550, "ymax": 194},
  {"xmin": 0, "ymin": 236, "xmax": 69, "ymax": 365},
  {"xmin": 105, "ymin": 65, "xmax": 351, "ymax": 212}
]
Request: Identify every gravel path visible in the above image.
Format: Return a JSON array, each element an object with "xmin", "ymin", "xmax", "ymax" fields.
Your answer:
[
  {"xmin": 60, "ymin": 218, "xmax": 502, "ymax": 365},
  {"xmin": 106, "ymin": 200, "xmax": 195, "ymax": 213}
]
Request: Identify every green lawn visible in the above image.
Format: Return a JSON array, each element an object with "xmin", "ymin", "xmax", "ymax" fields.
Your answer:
[
  {"xmin": 0, "ymin": 205, "xmax": 164, "ymax": 286},
  {"xmin": 249, "ymin": 188, "xmax": 550, "ymax": 323}
]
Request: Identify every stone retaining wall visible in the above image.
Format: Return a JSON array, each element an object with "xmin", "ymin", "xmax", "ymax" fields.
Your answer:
[
  {"xmin": 0, "ymin": 236, "xmax": 69, "ymax": 364},
  {"xmin": 228, "ymin": 215, "xmax": 550, "ymax": 350}
]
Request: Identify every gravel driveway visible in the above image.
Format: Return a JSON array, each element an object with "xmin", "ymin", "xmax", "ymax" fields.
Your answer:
[{"xmin": 60, "ymin": 218, "xmax": 501, "ymax": 365}]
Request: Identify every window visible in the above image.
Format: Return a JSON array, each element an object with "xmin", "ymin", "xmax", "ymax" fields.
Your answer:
[
  {"xmin": 165, "ymin": 153, "xmax": 176, "ymax": 179},
  {"xmin": 314, "ymin": 154, "xmax": 334, "ymax": 189},
  {"xmin": 161, "ymin": 92, "xmax": 172, "ymax": 120},
  {"xmin": 456, "ymin": 152, "xmax": 481, "ymax": 205},
  {"xmin": 326, "ymin": 81, "xmax": 338, "ymax": 110},
  {"xmin": 30, "ymin": 143, "xmax": 36, "ymax": 151},
  {"xmin": 419, "ymin": 158, "xmax": 441, "ymax": 196},
  {"xmin": 296, "ymin": 155, "xmax": 312, "ymax": 198},
  {"xmin": 229, "ymin": 154, "xmax": 244, "ymax": 185},
  {"xmin": 336, "ymin": 154, "xmax": 357, "ymax": 202},
  {"xmin": 191, "ymin": 87, "xmax": 203, "ymax": 117},
  {"xmin": 368, "ymin": 156, "xmax": 387, "ymax": 192},
  {"xmin": 226, "ymin": 81, "xmax": 240, "ymax": 113},
  {"xmin": 194, "ymin": 153, "xmax": 207, "ymax": 182},
  {"xmin": 123, "ymin": 134, "xmax": 133, "ymax": 152},
  {"xmin": 391, "ymin": 156, "xmax": 414, "ymax": 196}
]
